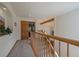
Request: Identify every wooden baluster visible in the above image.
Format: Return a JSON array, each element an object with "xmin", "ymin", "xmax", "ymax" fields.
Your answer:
[
  {"xmin": 46, "ymin": 37, "xmax": 48, "ymax": 57},
  {"xmin": 47, "ymin": 38, "xmax": 50, "ymax": 57},
  {"xmin": 45, "ymin": 39, "xmax": 47, "ymax": 57},
  {"xmin": 52, "ymin": 40, "xmax": 55, "ymax": 57},
  {"xmin": 67, "ymin": 43, "xmax": 69, "ymax": 57},
  {"xmin": 43, "ymin": 36, "xmax": 45, "ymax": 57},
  {"xmin": 48, "ymin": 40, "xmax": 50, "ymax": 56},
  {"xmin": 41, "ymin": 35, "xmax": 42, "ymax": 57},
  {"xmin": 50, "ymin": 44, "xmax": 52, "ymax": 57},
  {"xmin": 39, "ymin": 38, "xmax": 41, "ymax": 57},
  {"xmin": 50, "ymin": 40, "xmax": 54, "ymax": 56},
  {"xmin": 53, "ymin": 40, "xmax": 55, "ymax": 57},
  {"xmin": 39, "ymin": 35, "xmax": 41, "ymax": 57},
  {"xmin": 41, "ymin": 35, "xmax": 43, "ymax": 57},
  {"xmin": 42, "ymin": 36, "xmax": 44, "ymax": 57},
  {"xmin": 37, "ymin": 34, "xmax": 40, "ymax": 56},
  {"xmin": 46, "ymin": 40, "xmax": 48, "ymax": 56},
  {"xmin": 49, "ymin": 40, "xmax": 50, "ymax": 56},
  {"xmin": 44, "ymin": 36, "xmax": 45, "ymax": 57},
  {"xmin": 49, "ymin": 45, "xmax": 51, "ymax": 57},
  {"xmin": 45, "ymin": 37, "xmax": 47, "ymax": 57},
  {"xmin": 44, "ymin": 36, "xmax": 46, "ymax": 57},
  {"xmin": 49, "ymin": 39, "xmax": 53, "ymax": 57},
  {"xmin": 59, "ymin": 41, "xmax": 60, "ymax": 57}
]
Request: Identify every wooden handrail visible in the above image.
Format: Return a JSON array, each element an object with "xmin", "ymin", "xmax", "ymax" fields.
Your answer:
[
  {"xmin": 40, "ymin": 18, "xmax": 54, "ymax": 25},
  {"xmin": 34, "ymin": 32, "xmax": 79, "ymax": 47},
  {"xmin": 46, "ymin": 37, "xmax": 59, "ymax": 57}
]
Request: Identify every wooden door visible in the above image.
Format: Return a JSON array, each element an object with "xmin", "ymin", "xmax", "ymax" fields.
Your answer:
[{"xmin": 21, "ymin": 21, "xmax": 29, "ymax": 40}]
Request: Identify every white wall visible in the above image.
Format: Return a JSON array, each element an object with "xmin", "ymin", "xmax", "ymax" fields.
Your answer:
[
  {"xmin": 36, "ymin": 18, "xmax": 55, "ymax": 35},
  {"xmin": 0, "ymin": 34, "xmax": 17, "ymax": 57},
  {"xmin": 55, "ymin": 8, "xmax": 79, "ymax": 57},
  {"xmin": 0, "ymin": 3, "xmax": 19, "ymax": 57}
]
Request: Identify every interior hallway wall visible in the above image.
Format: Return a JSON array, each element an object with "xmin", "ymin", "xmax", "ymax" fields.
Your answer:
[
  {"xmin": 55, "ymin": 8, "xmax": 79, "ymax": 57},
  {"xmin": 0, "ymin": 3, "xmax": 19, "ymax": 57}
]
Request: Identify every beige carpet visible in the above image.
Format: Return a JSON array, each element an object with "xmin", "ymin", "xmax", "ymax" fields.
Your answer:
[{"xmin": 7, "ymin": 40, "xmax": 35, "ymax": 57}]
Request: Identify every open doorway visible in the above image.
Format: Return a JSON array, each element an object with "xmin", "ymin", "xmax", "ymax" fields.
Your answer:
[
  {"xmin": 21, "ymin": 21, "xmax": 35, "ymax": 40},
  {"xmin": 28, "ymin": 22, "xmax": 35, "ymax": 37}
]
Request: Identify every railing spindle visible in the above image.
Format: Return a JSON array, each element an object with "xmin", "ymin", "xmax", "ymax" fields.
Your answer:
[
  {"xmin": 67, "ymin": 43, "xmax": 69, "ymax": 57},
  {"xmin": 59, "ymin": 41, "xmax": 60, "ymax": 57}
]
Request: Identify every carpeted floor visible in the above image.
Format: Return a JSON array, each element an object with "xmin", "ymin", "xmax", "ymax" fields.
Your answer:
[{"xmin": 7, "ymin": 40, "xmax": 35, "ymax": 57}]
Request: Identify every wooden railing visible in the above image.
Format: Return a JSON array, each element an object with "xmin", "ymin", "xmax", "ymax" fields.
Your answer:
[
  {"xmin": 31, "ymin": 32, "xmax": 79, "ymax": 57},
  {"xmin": 40, "ymin": 18, "xmax": 54, "ymax": 25}
]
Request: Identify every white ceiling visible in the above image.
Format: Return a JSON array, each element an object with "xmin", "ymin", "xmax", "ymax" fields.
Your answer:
[{"xmin": 9, "ymin": 2, "xmax": 79, "ymax": 19}]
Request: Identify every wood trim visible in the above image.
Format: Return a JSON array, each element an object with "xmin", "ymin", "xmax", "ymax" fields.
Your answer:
[
  {"xmin": 34, "ymin": 32, "xmax": 79, "ymax": 47},
  {"xmin": 40, "ymin": 18, "xmax": 54, "ymax": 25}
]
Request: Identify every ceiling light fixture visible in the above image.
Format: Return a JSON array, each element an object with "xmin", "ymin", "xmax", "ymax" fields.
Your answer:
[{"xmin": 3, "ymin": 7, "xmax": 6, "ymax": 10}]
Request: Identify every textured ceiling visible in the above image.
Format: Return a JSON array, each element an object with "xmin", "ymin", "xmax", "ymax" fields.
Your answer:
[{"xmin": 10, "ymin": 2, "xmax": 79, "ymax": 19}]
